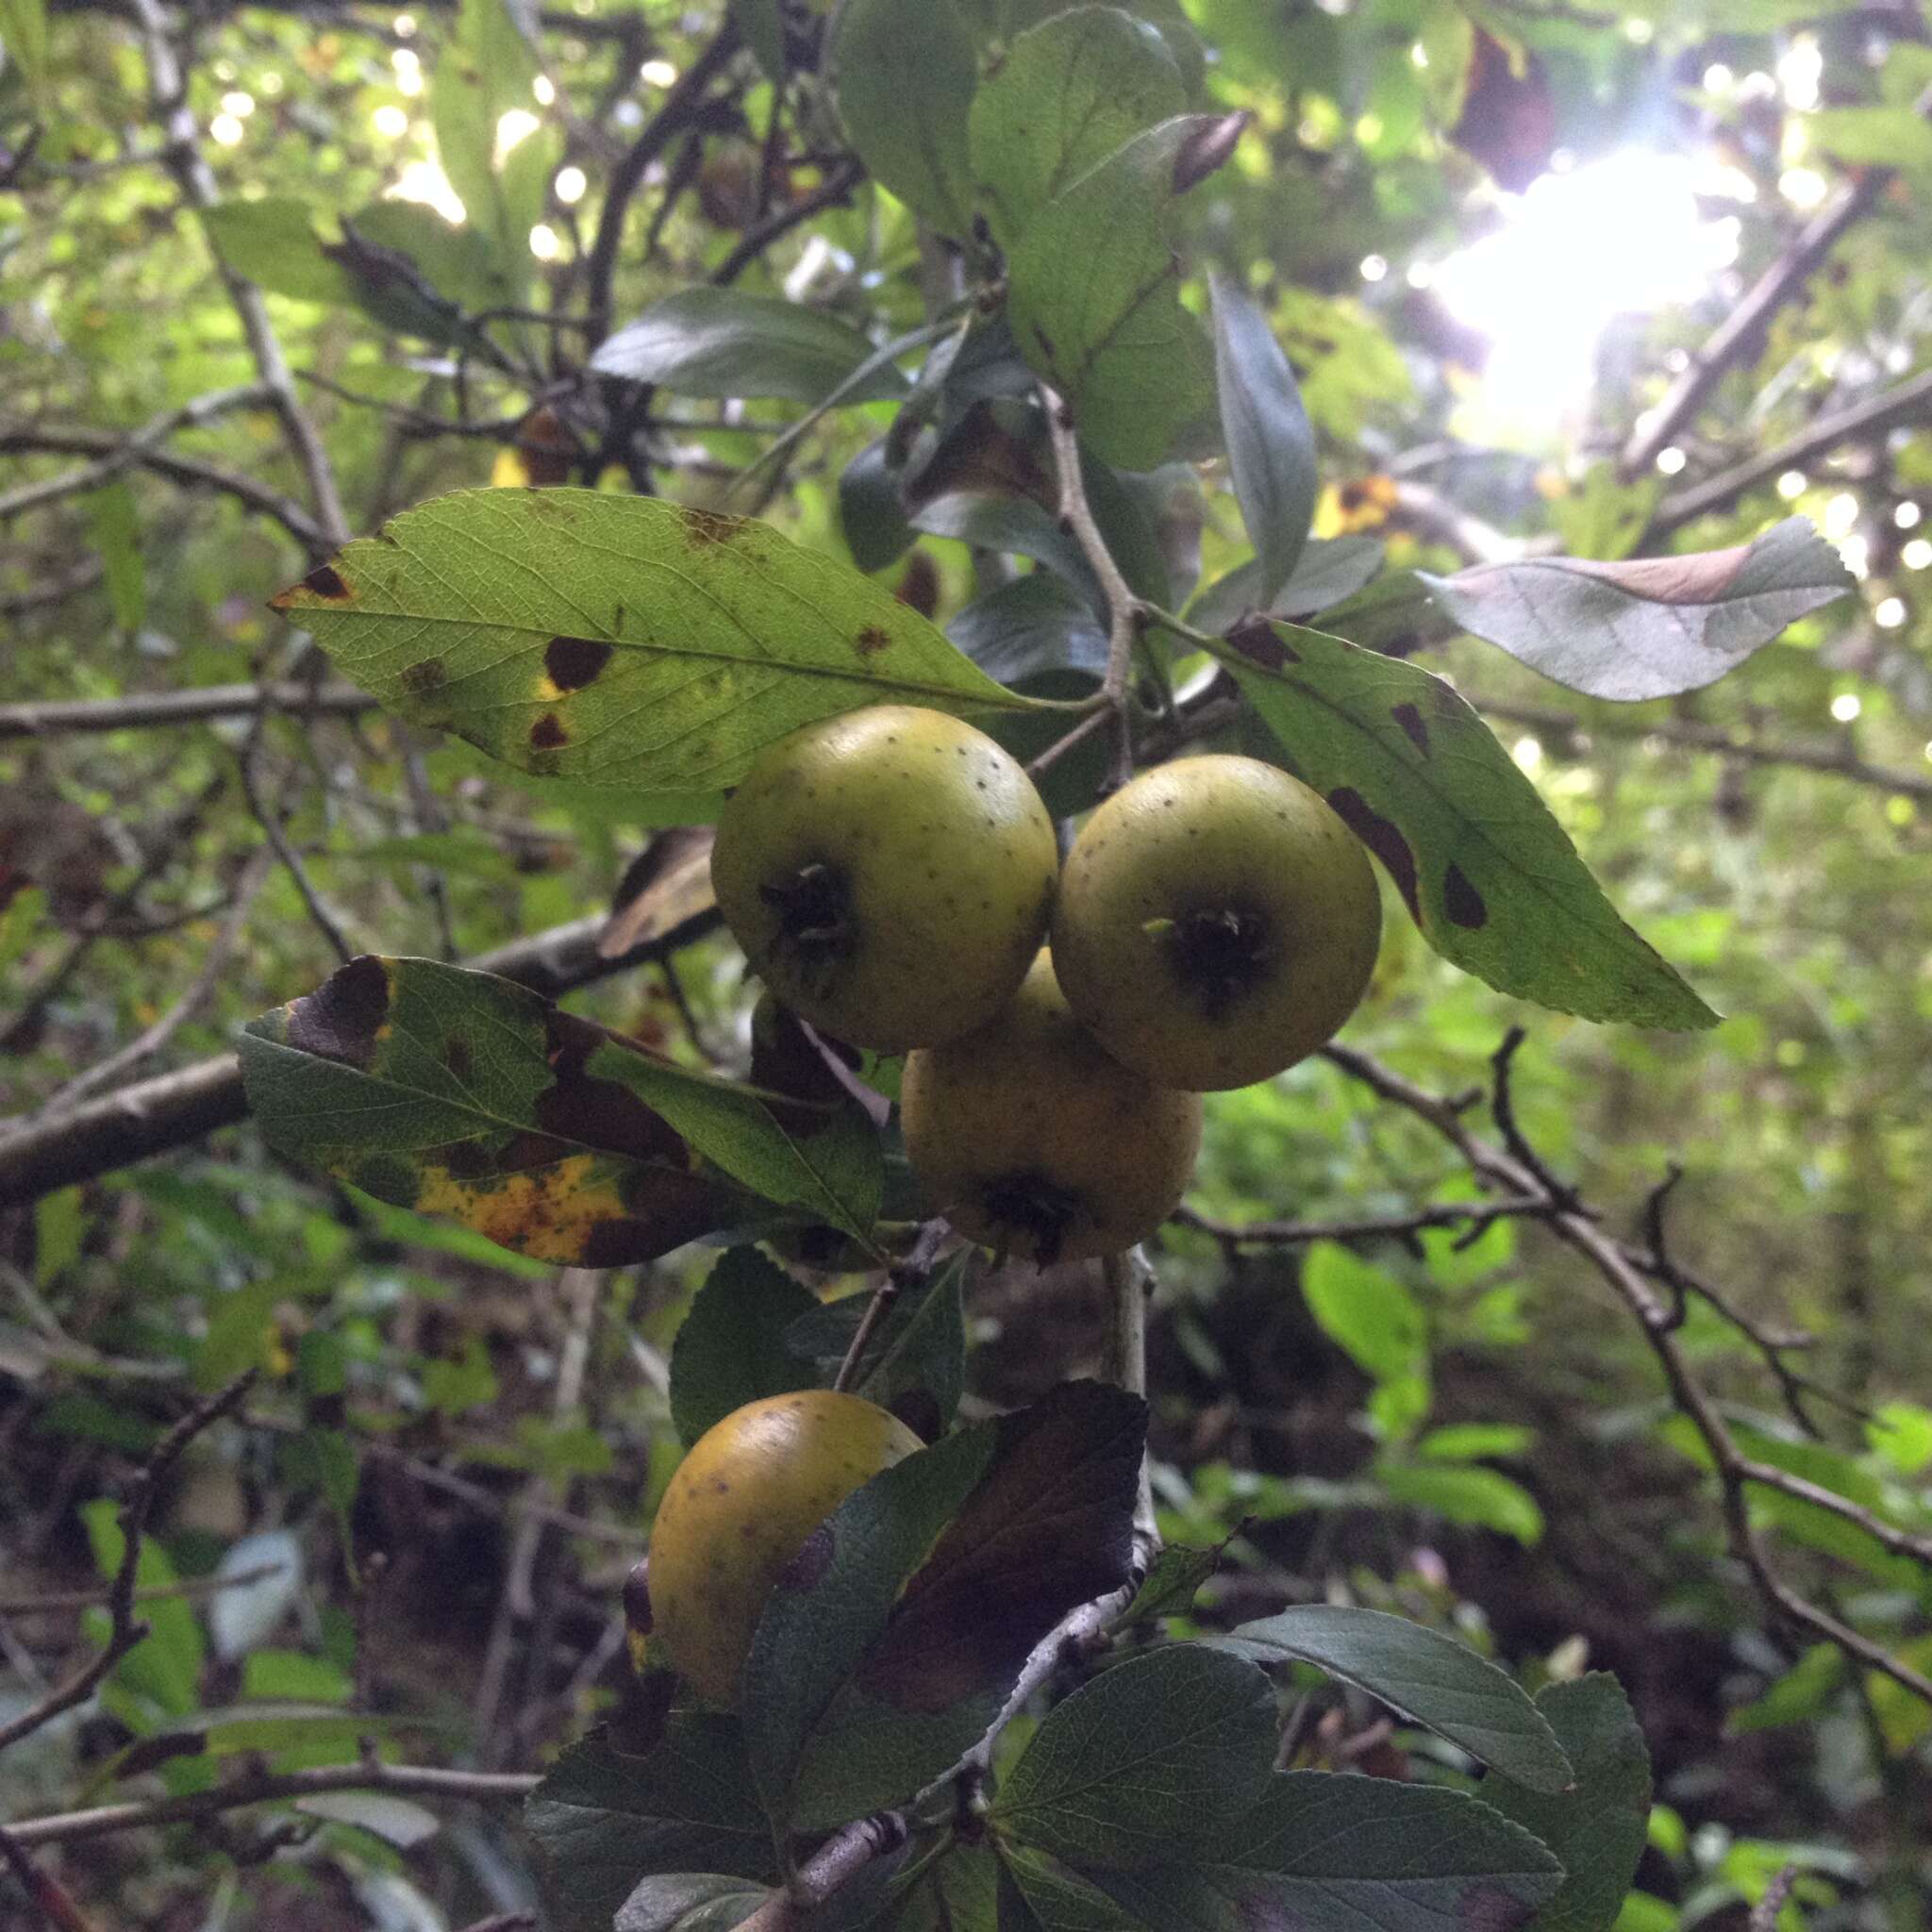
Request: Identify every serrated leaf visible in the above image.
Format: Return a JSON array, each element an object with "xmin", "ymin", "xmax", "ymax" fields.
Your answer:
[
  {"xmin": 671, "ymin": 1246, "xmax": 823, "ymax": 1447},
  {"xmin": 885, "ymin": 1840, "xmax": 1001, "ymax": 1932},
  {"xmin": 744, "ymin": 1382, "xmax": 1146, "ymax": 1834},
  {"xmin": 270, "ymin": 489, "xmax": 1036, "ymax": 794},
  {"xmin": 525, "ymin": 1723, "xmax": 775, "ymax": 1932},
  {"xmin": 968, "ymin": 7, "xmax": 1187, "ymax": 247},
  {"xmin": 1092, "ymin": 1774, "xmax": 1566, "ymax": 1932},
  {"xmin": 999, "ymin": 1842, "xmax": 1145, "ymax": 1930},
  {"xmin": 241, "ymin": 956, "xmax": 882, "ymax": 1268},
  {"xmin": 1215, "ymin": 1606, "xmax": 1571, "ymax": 1790},
  {"xmin": 830, "ymin": 0, "xmax": 978, "ymax": 235},
  {"xmin": 784, "ymin": 1252, "xmax": 970, "ymax": 1436},
  {"xmin": 1210, "ymin": 275, "xmax": 1318, "ymax": 602},
  {"xmin": 591, "ymin": 289, "xmax": 908, "ymax": 406},
  {"xmin": 1214, "ymin": 620, "xmax": 1718, "ymax": 1030},
  {"xmin": 1488, "ymin": 1675, "xmax": 1653, "ymax": 1932},
  {"xmin": 616, "ymin": 1874, "xmax": 774, "ymax": 1932},
  {"xmin": 1419, "ymin": 520, "xmax": 1853, "ymax": 702},
  {"xmin": 992, "ymin": 1645, "xmax": 1276, "ymax": 1866},
  {"xmin": 1007, "ymin": 115, "xmax": 1237, "ymax": 468}
]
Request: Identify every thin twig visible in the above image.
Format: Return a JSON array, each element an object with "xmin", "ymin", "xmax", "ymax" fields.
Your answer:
[
  {"xmin": 0, "ymin": 1824, "xmax": 96, "ymax": 1932},
  {"xmin": 713, "ymin": 158, "xmax": 867, "ymax": 286},
  {"xmin": 233, "ymin": 727, "xmax": 355, "ymax": 965},
  {"xmin": 0, "ymin": 1370, "xmax": 258, "ymax": 1757},
  {"xmin": 1749, "ymin": 1862, "xmax": 1802, "ymax": 1932},
  {"xmin": 0, "ymin": 681, "xmax": 378, "ymax": 741},
  {"xmin": 1173, "ymin": 1196, "xmax": 1553, "ymax": 1252},
  {"xmin": 8, "ymin": 1759, "xmax": 538, "ymax": 1849},
  {"xmin": 0, "ymin": 1561, "xmax": 286, "ymax": 1618},
  {"xmin": 833, "ymin": 1221, "xmax": 951, "ymax": 1394}
]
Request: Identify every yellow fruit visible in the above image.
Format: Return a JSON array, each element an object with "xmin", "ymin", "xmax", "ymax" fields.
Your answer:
[
  {"xmin": 1050, "ymin": 756, "xmax": 1379, "ymax": 1091},
  {"xmin": 900, "ymin": 952, "xmax": 1203, "ymax": 1266},
  {"xmin": 648, "ymin": 1391, "xmax": 922, "ymax": 1706},
  {"xmin": 710, "ymin": 706, "xmax": 1058, "ymax": 1051}
]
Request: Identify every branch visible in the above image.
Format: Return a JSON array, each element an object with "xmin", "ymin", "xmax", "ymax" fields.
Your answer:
[
  {"xmin": 0, "ymin": 422, "xmax": 330, "ymax": 556},
  {"xmin": 712, "ymin": 158, "xmax": 867, "ymax": 288},
  {"xmin": 0, "ymin": 1372, "xmax": 258, "ymax": 1757},
  {"xmin": 1173, "ymin": 1195, "xmax": 1553, "ymax": 1252},
  {"xmin": 1650, "ymin": 365, "xmax": 1932, "ymax": 534},
  {"xmin": 8, "ymin": 1759, "xmax": 538, "ymax": 1850},
  {"xmin": 583, "ymin": 13, "xmax": 743, "ymax": 344},
  {"xmin": 0, "ymin": 1561, "xmax": 285, "ymax": 1618},
  {"xmin": 0, "ymin": 906, "xmax": 722, "ymax": 1208},
  {"xmin": 0, "ymin": 681, "xmax": 378, "ymax": 741},
  {"xmin": 1469, "ymin": 694, "xmax": 1932, "ymax": 807},
  {"xmin": 1319, "ymin": 1038, "xmax": 1932, "ymax": 1707},
  {"xmin": 1620, "ymin": 111, "xmax": 1924, "ymax": 479}
]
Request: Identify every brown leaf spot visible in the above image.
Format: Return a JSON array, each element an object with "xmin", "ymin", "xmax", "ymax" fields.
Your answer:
[
  {"xmin": 1327, "ymin": 788, "xmax": 1420, "ymax": 922},
  {"xmin": 1173, "ymin": 110, "xmax": 1250, "ymax": 194},
  {"xmin": 533, "ymin": 1054, "xmax": 689, "ymax": 1166},
  {"xmin": 1226, "ymin": 617, "xmax": 1297, "ymax": 670},
  {"xmin": 400, "ymin": 658, "xmax": 446, "ymax": 696},
  {"xmin": 546, "ymin": 635, "xmax": 613, "ymax": 691},
  {"xmin": 300, "ymin": 563, "xmax": 352, "ymax": 601},
  {"xmin": 530, "ymin": 712, "xmax": 569, "ymax": 751},
  {"xmin": 581, "ymin": 1215, "xmax": 693, "ymax": 1268},
  {"xmin": 498, "ymin": 1130, "xmax": 575, "ymax": 1173},
  {"xmin": 679, "ymin": 506, "xmax": 739, "ymax": 548},
  {"xmin": 285, "ymin": 955, "xmax": 390, "ymax": 1069},
  {"xmin": 854, "ymin": 625, "xmax": 891, "ymax": 659},
  {"xmin": 437, "ymin": 1140, "xmax": 495, "ymax": 1182},
  {"xmin": 776, "ymin": 1521, "xmax": 836, "ymax": 1593},
  {"xmin": 1391, "ymin": 701, "xmax": 1430, "ymax": 757},
  {"xmin": 1460, "ymin": 1884, "xmax": 1537, "ymax": 1932},
  {"xmin": 1443, "ymin": 862, "xmax": 1488, "ymax": 929}
]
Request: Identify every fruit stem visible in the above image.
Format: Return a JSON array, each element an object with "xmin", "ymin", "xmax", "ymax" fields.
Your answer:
[
  {"xmin": 832, "ymin": 1219, "xmax": 951, "ymax": 1393},
  {"xmin": 1041, "ymin": 383, "xmax": 1146, "ymax": 788}
]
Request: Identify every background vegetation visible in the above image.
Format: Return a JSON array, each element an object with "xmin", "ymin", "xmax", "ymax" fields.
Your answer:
[{"xmin": 2, "ymin": 0, "xmax": 1930, "ymax": 1925}]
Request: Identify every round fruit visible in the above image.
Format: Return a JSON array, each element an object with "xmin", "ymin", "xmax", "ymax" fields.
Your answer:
[
  {"xmin": 649, "ymin": 1391, "xmax": 923, "ymax": 1707},
  {"xmin": 1050, "ymin": 756, "xmax": 1379, "ymax": 1091},
  {"xmin": 900, "ymin": 951, "xmax": 1203, "ymax": 1267},
  {"xmin": 710, "ymin": 706, "xmax": 1058, "ymax": 1051}
]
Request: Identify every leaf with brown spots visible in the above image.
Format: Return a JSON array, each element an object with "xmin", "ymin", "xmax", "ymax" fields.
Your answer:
[
  {"xmin": 1419, "ymin": 518, "xmax": 1852, "ymax": 701},
  {"xmin": 741, "ymin": 1381, "xmax": 1146, "ymax": 1837},
  {"xmin": 270, "ymin": 489, "xmax": 1040, "ymax": 795},
  {"xmin": 240, "ymin": 957, "xmax": 883, "ymax": 1267},
  {"xmin": 1209, "ymin": 621, "xmax": 1717, "ymax": 1030}
]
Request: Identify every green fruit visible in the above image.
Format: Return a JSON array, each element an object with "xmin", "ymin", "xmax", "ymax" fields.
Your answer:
[
  {"xmin": 710, "ymin": 706, "xmax": 1058, "ymax": 1051},
  {"xmin": 900, "ymin": 952, "xmax": 1203, "ymax": 1266},
  {"xmin": 1050, "ymin": 756, "xmax": 1379, "ymax": 1091},
  {"xmin": 649, "ymin": 1391, "xmax": 923, "ymax": 1707}
]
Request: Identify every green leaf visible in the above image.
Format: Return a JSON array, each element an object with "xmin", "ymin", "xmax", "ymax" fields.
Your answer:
[
  {"xmin": 1301, "ymin": 1241, "xmax": 1427, "ymax": 1387},
  {"xmin": 0, "ymin": 0, "xmax": 49, "ymax": 99},
  {"xmin": 830, "ymin": 0, "xmax": 979, "ymax": 236},
  {"xmin": 270, "ymin": 489, "xmax": 1037, "ymax": 795},
  {"xmin": 34, "ymin": 1184, "xmax": 82, "ymax": 1286},
  {"xmin": 430, "ymin": 0, "xmax": 541, "ymax": 271},
  {"xmin": 591, "ymin": 289, "xmax": 909, "ymax": 406},
  {"xmin": 1094, "ymin": 1774, "xmax": 1567, "ymax": 1932},
  {"xmin": 670, "ymin": 1245, "xmax": 822, "ymax": 1447},
  {"xmin": 999, "ymin": 1841, "xmax": 1148, "ymax": 1929},
  {"xmin": 201, "ymin": 199, "xmax": 356, "ymax": 305},
  {"xmin": 243, "ymin": 1649, "xmax": 354, "ymax": 1703},
  {"xmin": 1116, "ymin": 1539, "xmax": 1225, "ymax": 1625},
  {"xmin": 1419, "ymin": 520, "xmax": 1854, "ymax": 702},
  {"xmin": 82, "ymin": 1499, "xmax": 206, "ymax": 1719},
  {"xmin": 743, "ymin": 1381, "xmax": 1146, "ymax": 1833},
  {"xmin": 1209, "ymin": 275, "xmax": 1318, "ymax": 603},
  {"xmin": 884, "ymin": 1840, "xmax": 1001, "ymax": 1932},
  {"xmin": 80, "ymin": 480, "xmax": 143, "ymax": 631},
  {"xmin": 1007, "ymin": 114, "xmax": 1240, "ymax": 468},
  {"xmin": 1378, "ymin": 1461, "xmax": 1546, "ymax": 1545},
  {"xmin": 616, "ymin": 1874, "xmax": 774, "ymax": 1932},
  {"xmin": 948, "ymin": 573, "xmax": 1109, "ymax": 690},
  {"xmin": 967, "ymin": 6, "xmax": 1186, "ymax": 248},
  {"xmin": 525, "ymin": 1723, "xmax": 776, "ymax": 1932},
  {"xmin": 1218, "ymin": 1606, "xmax": 1571, "ymax": 1790},
  {"xmin": 785, "ymin": 1252, "xmax": 970, "ymax": 1434},
  {"xmin": 1805, "ymin": 106, "xmax": 1932, "ymax": 173},
  {"xmin": 1214, "ymin": 620, "xmax": 1719, "ymax": 1030},
  {"xmin": 840, "ymin": 440, "xmax": 917, "ymax": 574},
  {"xmin": 242, "ymin": 956, "xmax": 882, "ymax": 1268},
  {"xmin": 1186, "ymin": 536, "xmax": 1386, "ymax": 633},
  {"xmin": 1488, "ymin": 1675, "xmax": 1653, "ymax": 1932},
  {"xmin": 992, "ymin": 1644, "xmax": 1277, "ymax": 1866},
  {"xmin": 338, "ymin": 199, "xmax": 512, "ymax": 339},
  {"xmin": 1419, "ymin": 1423, "xmax": 1536, "ymax": 1462}
]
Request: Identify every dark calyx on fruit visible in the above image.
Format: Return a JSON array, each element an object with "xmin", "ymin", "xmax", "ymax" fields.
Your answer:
[
  {"xmin": 1168, "ymin": 902, "xmax": 1276, "ymax": 1021},
  {"xmin": 759, "ymin": 860, "xmax": 856, "ymax": 979},
  {"xmin": 979, "ymin": 1169, "xmax": 1085, "ymax": 1268}
]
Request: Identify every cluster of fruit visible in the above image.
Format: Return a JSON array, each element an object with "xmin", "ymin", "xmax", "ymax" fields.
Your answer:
[{"xmin": 711, "ymin": 704, "xmax": 1382, "ymax": 1269}]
